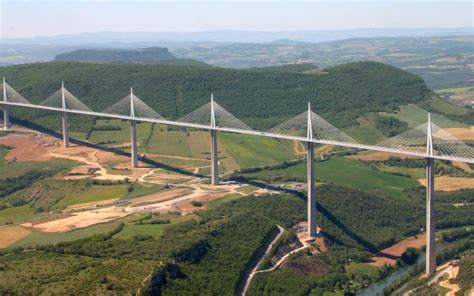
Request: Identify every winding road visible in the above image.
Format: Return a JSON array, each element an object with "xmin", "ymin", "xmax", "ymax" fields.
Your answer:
[{"xmin": 239, "ymin": 225, "xmax": 285, "ymax": 296}]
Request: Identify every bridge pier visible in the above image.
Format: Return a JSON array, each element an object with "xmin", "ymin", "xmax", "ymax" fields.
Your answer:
[
  {"xmin": 426, "ymin": 157, "xmax": 436, "ymax": 276},
  {"xmin": 2, "ymin": 77, "xmax": 8, "ymax": 130},
  {"xmin": 62, "ymin": 112, "xmax": 69, "ymax": 147},
  {"xmin": 3, "ymin": 107, "xmax": 9, "ymax": 130},
  {"xmin": 211, "ymin": 129, "xmax": 219, "ymax": 185},
  {"xmin": 130, "ymin": 120, "xmax": 138, "ymax": 168},
  {"xmin": 307, "ymin": 142, "xmax": 317, "ymax": 238}
]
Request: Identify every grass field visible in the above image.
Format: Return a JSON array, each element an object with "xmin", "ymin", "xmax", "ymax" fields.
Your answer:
[
  {"xmin": 435, "ymin": 86, "xmax": 472, "ymax": 94},
  {"xmin": 345, "ymin": 262, "xmax": 380, "ymax": 278},
  {"xmin": 113, "ymin": 224, "xmax": 166, "ymax": 239},
  {"xmin": 88, "ymin": 119, "xmax": 152, "ymax": 145},
  {"xmin": 244, "ymin": 156, "xmax": 420, "ymax": 198},
  {"xmin": 343, "ymin": 116, "xmax": 386, "ymax": 144},
  {"xmin": 0, "ymin": 146, "xmax": 9, "ymax": 165},
  {"xmin": 113, "ymin": 213, "xmax": 199, "ymax": 239},
  {"xmin": 141, "ymin": 126, "xmax": 298, "ymax": 170},
  {"xmin": 219, "ymin": 132, "xmax": 297, "ymax": 168},
  {"xmin": 429, "ymin": 96, "xmax": 468, "ymax": 116},
  {"xmin": 54, "ymin": 185, "xmax": 128, "ymax": 209},
  {"xmin": 371, "ymin": 163, "xmax": 425, "ymax": 179},
  {"xmin": 381, "ymin": 104, "xmax": 467, "ymax": 128},
  {"xmin": 145, "ymin": 125, "xmax": 200, "ymax": 157},
  {"xmin": 0, "ymin": 205, "xmax": 47, "ymax": 224},
  {"xmin": 0, "ymin": 159, "xmax": 76, "ymax": 179}
]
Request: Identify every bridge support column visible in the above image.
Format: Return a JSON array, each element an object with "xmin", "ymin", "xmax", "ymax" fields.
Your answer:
[
  {"xmin": 3, "ymin": 107, "xmax": 9, "ymax": 130},
  {"xmin": 62, "ymin": 112, "xmax": 69, "ymax": 147},
  {"xmin": 426, "ymin": 157, "xmax": 436, "ymax": 276},
  {"xmin": 307, "ymin": 142, "xmax": 317, "ymax": 238},
  {"xmin": 130, "ymin": 120, "xmax": 138, "ymax": 168},
  {"xmin": 211, "ymin": 129, "xmax": 219, "ymax": 185}
]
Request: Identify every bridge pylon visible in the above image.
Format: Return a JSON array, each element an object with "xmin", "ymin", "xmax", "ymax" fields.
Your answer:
[
  {"xmin": 307, "ymin": 103, "xmax": 317, "ymax": 238},
  {"xmin": 210, "ymin": 94, "xmax": 219, "ymax": 185},
  {"xmin": 2, "ymin": 78, "xmax": 10, "ymax": 130},
  {"xmin": 425, "ymin": 114, "xmax": 436, "ymax": 276},
  {"xmin": 61, "ymin": 82, "xmax": 70, "ymax": 147},
  {"xmin": 130, "ymin": 88, "xmax": 138, "ymax": 168}
]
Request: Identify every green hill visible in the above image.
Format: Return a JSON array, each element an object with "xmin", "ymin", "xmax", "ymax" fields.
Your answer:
[
  {"xmin": 54, "ymin": 47, "xmax": 208, "ymax": 66},
  {"xmin": 0, "ymin": 61, "xmax": 434, "ymax": 133}
]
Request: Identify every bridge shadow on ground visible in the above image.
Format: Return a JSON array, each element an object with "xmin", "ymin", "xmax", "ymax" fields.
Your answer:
[
  {"xmin": 227, "ymin": 176, "xmax": 400, "ymax": 259},
  {"xmin": 12, "ymin": 117, "xmax": 206, "ymax": 179},
  {"xmin": 12, "ymin": 118, "xmax": 398, "ymax": 260}
]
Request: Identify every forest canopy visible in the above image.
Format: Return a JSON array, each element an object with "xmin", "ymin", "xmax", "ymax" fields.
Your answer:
[{"xmin": 0, "ymin": 61, "xmax": 432, "ymax": 131}]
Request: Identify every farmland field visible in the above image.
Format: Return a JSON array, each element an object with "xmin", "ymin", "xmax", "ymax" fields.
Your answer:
[
  {"xmin": 88, "ymin": 119, "xmax": 153, "ymax": 145},
  {"xmin": 241, "ymin": 156, "xmax": 420, "ymax": 198},
  {"xmin": 343, "ymin": 116, "xmax": 387, "ymax": 144},
  {"xmin": 381, "ymin": 104, "xmax": 467, "ymax": 128},
  {"xmin": 219, "ymin": 132, "xmax": 297, "ymax": 168},
  {"xmin": 0, "ymin": 205, "xmax": 48, "ymax": 224},
  {"xmin": 113, "ymin": 224, "xmax": 166, "ymax": 239},
  {"xmin": 54, "ymin": 184, "xmax": 128, "ymax": 209},
  {"xmin": 0, "ymin": 159, "xmax": 76, "ymax": 179}
]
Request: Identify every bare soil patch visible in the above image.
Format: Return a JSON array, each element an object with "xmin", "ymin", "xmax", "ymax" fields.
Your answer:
[
  {"xmin": 436, "ymin": 126, "xmax": 474, "ymax": 141},
  {"xmin": 368, "ymin": 234, "xmax": 426, "ymax": 267},
  {"xmin": 439, "ymin": 264, "xmax": 461, "ymax": 296},
  {"xmin": 24, "ymin": 208, "xmax": 129, "ymax": 233},
  {"xmin": 316, "ymin": 144, "xmax": 333, "ymax": 155},
  {"xmin": 0, "ymin": 226, "xmax": 31, "ymax": 248},
  {"xmin": 65, "ymin": 198, "xmax": 120, "ymax": 212},
  {"xmin": 348, "ymin": 151, "xmax": 419, "ymax": 161},
  {"xmin": 175, "ymin": 191, "xmax": 227, "ymax": 214},
  {"xmin": 143, "ymin": 171, "xmax": 192, "ymax": 182},
  {"xmin": 0, "ymin": 134, "xmax": 57, "ymax": 161},
  {"xmin": 293, "ymin": 141, "xmax": 306, "ymax": 156},
  {"xmin": 418, "ymin": 176, "xmax": 474, "ymax": 191},
  {"xmin": 128, "ymin": 188, "xmax": 192, "ymax": 207},
  {"xmin": 452, "ymin": 161, "xmax": 474, "ymax": 173}
]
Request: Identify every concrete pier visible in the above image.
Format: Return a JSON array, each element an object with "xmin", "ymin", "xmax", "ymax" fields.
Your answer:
[
  {"xmin": 130, "ymin": 120, "xmax": 138, "ymax": 168},
  {"xmin": 426, "ymin": 157, "xmax": 436, "ymax": 275},
  {"xmin": 211, "ymin": 129, "xmax": 219, "ymax": 185},
  {"xmin": 62, "ymin": 112, "xmax": 69, "ymax": 147},
  {"xmin": 3, "ymin": 108, "xmax": 9, "ymax": 130},
  {"xmin": 307, "ymin": 141, "xmax": 317, "ymax": 238}
]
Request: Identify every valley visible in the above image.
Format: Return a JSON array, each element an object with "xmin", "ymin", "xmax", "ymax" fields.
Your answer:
[{"xmin": 0, "ymin": 61, "xmax": 472, "ymax": 295}]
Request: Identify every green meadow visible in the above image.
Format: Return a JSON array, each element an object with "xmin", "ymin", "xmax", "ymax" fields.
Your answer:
[
  {"xmin": 343, "ymin": 116, "xmax": 387, "ymax": 144},
  {"xmin": 88, "ymin": 119, "xmax": 152, "ymax": 145},
  {"xmin": 0, "ymin": 159, "xmax": 76, "ymax": 179},
  {"xmin": 219, "ymin": 132, "xmax": 297, "ymax": 168},
  {"xmin": 53, "ymin": 184, "xmax": 128, "ymax": 209},
  {"xmin": 381, "ymin": 104, "xmax": 466, "ymax": 128},
  {"xmin": 0, "ymin": 205, "xmax": 47, "ymax": 224},
  {"xmin": 242, "ymin": 156, "xmax": 420, "ymax": 198}
]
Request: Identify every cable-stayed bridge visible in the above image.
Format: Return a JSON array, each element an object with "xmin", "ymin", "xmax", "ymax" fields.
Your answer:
[{"xmin": 2, "ymin": 78, "xmax": 474, "ymax": 276}]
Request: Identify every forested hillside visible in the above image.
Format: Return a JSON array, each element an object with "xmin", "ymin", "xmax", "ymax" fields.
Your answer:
[
  {"xmin": 54, "ymin": 47, "xmax": 208, "ymax": 66},
  {"xmin": 0, "ymin": 61, "xmax": 432, "ymax": 132}
]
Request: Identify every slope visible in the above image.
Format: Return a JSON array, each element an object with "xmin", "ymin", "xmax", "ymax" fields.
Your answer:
[{"xmin": 0, "ymin": 61, "xmax": 432, "ymax": 133}]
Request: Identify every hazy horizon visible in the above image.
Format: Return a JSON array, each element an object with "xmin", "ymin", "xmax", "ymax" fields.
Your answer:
[{"xmin": 1, "ymin": 1, "xmax": 473, "ymax": 39}]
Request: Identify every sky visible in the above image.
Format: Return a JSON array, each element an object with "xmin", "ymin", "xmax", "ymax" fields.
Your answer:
[{"xmin": 1, "ymin": 0, "xmax": 473, "ymax": 38}]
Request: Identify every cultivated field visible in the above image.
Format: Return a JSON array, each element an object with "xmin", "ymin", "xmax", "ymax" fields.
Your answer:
[
  {"xmin": 368, "ymin": 234, "xmax": 426, "ymax": 266},
  {"xmin": 0, "ymin": 226, "xmax": 31, "ymax": 248},
  {"xmin": 418, "ymin": 176, "xmax": 474, "ymax": 191}
]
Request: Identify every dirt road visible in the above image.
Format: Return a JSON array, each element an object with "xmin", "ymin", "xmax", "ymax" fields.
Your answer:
[
  {"xmin": 439, "ymin": 265, "xmax": 460, "ymax": 296},
  {"xmin": 239, "ymin": 225, "xmax": 285, "ymax": 296}
]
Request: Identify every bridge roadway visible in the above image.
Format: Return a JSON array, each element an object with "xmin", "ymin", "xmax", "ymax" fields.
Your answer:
[{"xmin": 1, "ymin": 101, "xmax": 472, "ymax": 164}]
